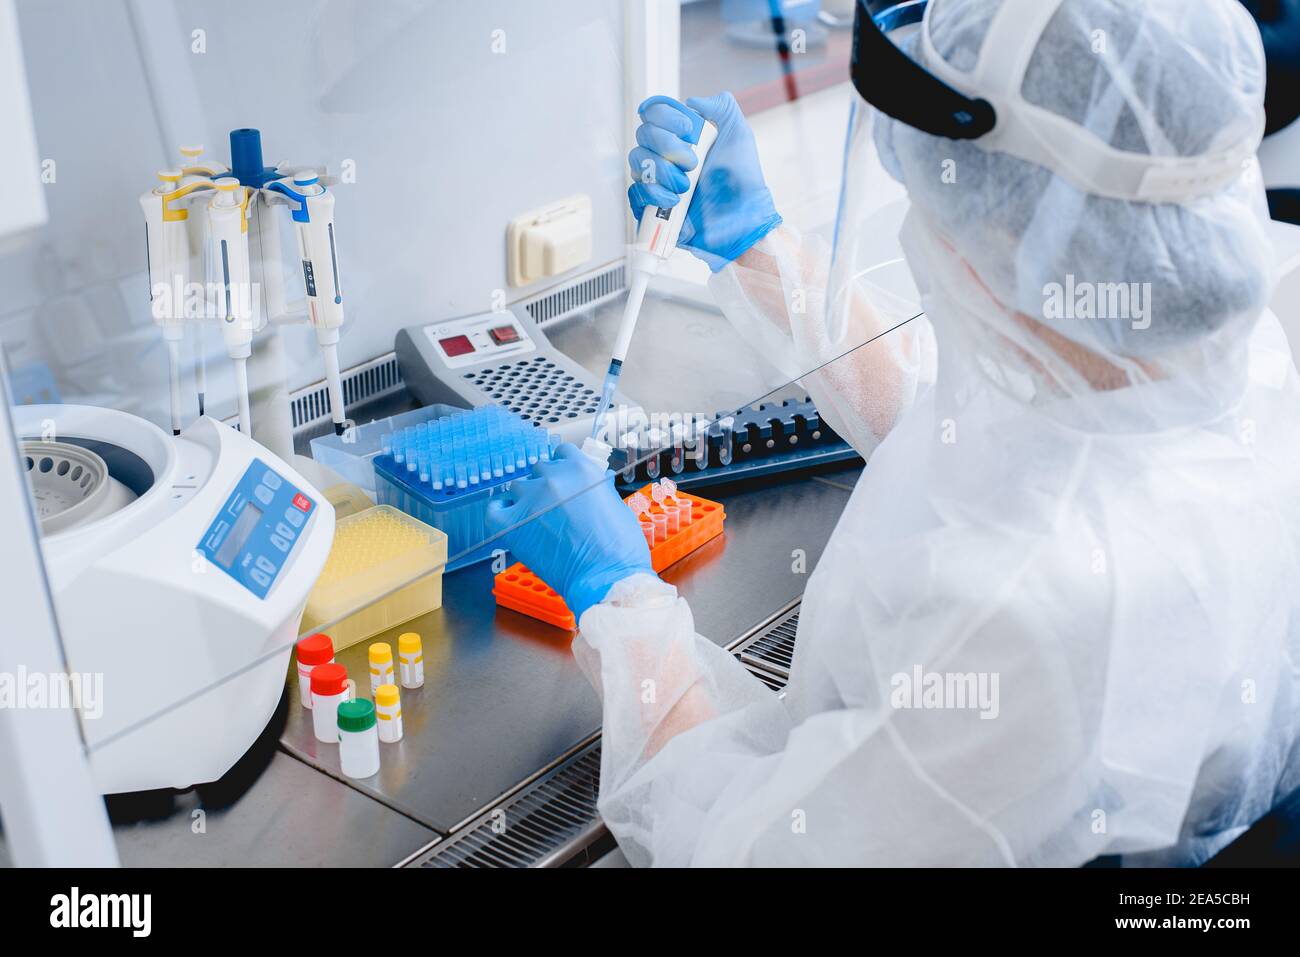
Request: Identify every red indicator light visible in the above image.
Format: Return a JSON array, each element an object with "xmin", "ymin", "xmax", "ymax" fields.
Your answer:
[{"xmin": 439, "ymin": 334, "xmax": 475, "ymax": 357}]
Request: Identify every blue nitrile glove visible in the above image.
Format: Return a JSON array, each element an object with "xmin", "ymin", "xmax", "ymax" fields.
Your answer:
[
  {"xmin": 484, "ymin": 443, "xmax": 656, "ymax": 621},
  {"xmin": 627, "ymin": 92, "xmax": 783, "ymax": 272}
]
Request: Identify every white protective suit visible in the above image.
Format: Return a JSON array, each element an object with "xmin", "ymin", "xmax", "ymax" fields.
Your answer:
[{"xmin": 575, "ymin": 0, "xmax": 1300, "ymax": 866}]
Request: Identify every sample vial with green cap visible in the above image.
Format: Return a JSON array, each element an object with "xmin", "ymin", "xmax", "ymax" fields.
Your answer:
[{"xmin": 337, "ymin": 699, "xmax": 380, "ymax": 779}]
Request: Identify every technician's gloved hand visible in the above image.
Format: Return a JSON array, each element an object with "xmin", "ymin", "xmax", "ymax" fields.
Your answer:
[
  {"xmin": 485, "ymin": 443, "xmax": 656, "ymax": 622},
  {"xmin": 628, "ymin": 92, "xmax": 782, "ymax": 272}
]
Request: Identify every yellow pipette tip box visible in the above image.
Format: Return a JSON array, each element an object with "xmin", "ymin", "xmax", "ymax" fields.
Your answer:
[{"xmin": 302, "ymin": 505, "xmax": 447, "ymax": 652}]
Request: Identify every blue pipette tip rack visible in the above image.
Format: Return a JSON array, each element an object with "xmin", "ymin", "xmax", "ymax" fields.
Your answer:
[{"xmin": 372, "ymin": 406, "xmax": 558, "ymax": 570}]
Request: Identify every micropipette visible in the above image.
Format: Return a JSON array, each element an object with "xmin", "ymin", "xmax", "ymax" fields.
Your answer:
[
  {"xmin": 179, "ymin": 151, "xmax": 223, "ymax": 418},
  {"xmin": 178, "ymin": 144, "xmax": 228, "ymax": 179},
  {"xmin": 591, "ymin": 96, "xmax": 719, "ymax": 439},
  {"xmin": 267, "ymin": 170, "xmax": 349, "ymax": 436},
  {"xmin": 140, "ymin": 169, "xmax": 194, "ymax": 436},
  {"xmin": 208, "ymin": 177, "xmax": 255, "ymax": 434}
]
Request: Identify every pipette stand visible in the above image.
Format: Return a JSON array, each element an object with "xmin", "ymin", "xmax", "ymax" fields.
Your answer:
[{"xmin": 139, "ymin": 128, "xmax": 347, "ymax": 461}]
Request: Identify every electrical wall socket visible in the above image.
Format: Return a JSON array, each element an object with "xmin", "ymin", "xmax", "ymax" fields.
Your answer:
[{"xmin": 507, "ymin": 194, "xmax": 592, "ymax": 288}]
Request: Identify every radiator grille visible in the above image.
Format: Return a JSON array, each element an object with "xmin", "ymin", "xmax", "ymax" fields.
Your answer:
[
  {"xmin": 746, "ymin": 668, "xmax": 789, "ymax": 693},
  {"xmin": 289, "ymin": 352, "xmax": 404, "ymax": 431},
  {"xmin": 522, "ymin": 264, "xmax": 625, "ymax": 325},
  {"xmin": 737, "ymin": 608, "xmax": 799, "ymax": 681},
  {"xmin": 411, "ymin": 740, "xmax": 603, "ymax": 868}
]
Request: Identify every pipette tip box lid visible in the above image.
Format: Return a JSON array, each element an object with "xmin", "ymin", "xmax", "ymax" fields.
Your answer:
[
  {"xmin": 309, "ymin": 403, "xmax": 464, "ymax": 498},
  {"xmin": 302, "ymin": 505, "xmax": 448, "ymax": 652},
  {"xmin": 493, "ymin": 485, "xmax": 725, "ymax": 630}
]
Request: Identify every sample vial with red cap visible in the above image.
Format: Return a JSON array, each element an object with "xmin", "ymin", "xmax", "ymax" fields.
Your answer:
[
  {"xmin": 310, "ymin": 662, "xmax": 351, "ymax": 743},
  {"xmin": 296, "ymin": 634, "xmax": 335, "ymax": 709}
]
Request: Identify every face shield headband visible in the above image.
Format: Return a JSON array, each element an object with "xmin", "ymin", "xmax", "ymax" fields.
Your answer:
[
  {"xmin": 849, "ymin": 0, "xmax": 1264, "ymax": 204},
  {"xmin": 850, "ymin": 0, "xmax": 995, "ymax": 141}
]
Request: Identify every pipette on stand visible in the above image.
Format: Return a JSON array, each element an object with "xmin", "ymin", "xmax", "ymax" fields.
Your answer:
[
  {"xmin": 178, "ymin": 144, "xmax": 228, "ymax": 179},
  {"xmin": 179, "ymin": 147, "xmax": 227, "ymax": 419},
  {"xmin": 208, "ymin": 177, "xmax": 255, "ymax": 435},
  {"xmin": 140, "ymin": 169, "xmax": 195, "ymax": 436},
  {"xmin": 590, "ymin": 96, "xmax": 719, "ymax": 441},
  {"xmin": 268, "ymin": 171, "xmax": 348, "ymax": 436},
  {"xmin": 193, "ymin": 244, "xmax": 208, "ymax": 416}
]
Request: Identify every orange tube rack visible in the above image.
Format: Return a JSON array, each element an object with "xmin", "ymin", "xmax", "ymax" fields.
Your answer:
[{"xmin": 493, "ymin": 485, "xmax": 726, "ymax": 630}]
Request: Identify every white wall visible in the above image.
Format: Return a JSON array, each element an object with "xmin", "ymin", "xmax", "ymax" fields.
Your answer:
[{"xmin": 1, "ymin": 0, "xmax": 627, "ymax": 425}]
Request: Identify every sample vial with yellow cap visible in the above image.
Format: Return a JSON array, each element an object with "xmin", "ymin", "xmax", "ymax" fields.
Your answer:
[
  {"xmin": 398, "ymin": 632, "xmax": 424, "ymax": 689},
  {"xmin": 369, "ymin": 642, "xmax": 395, "ymax": 695},
  {"xmin": 375, "ymin": 684, "xmax": 403, "ymax": 743}
]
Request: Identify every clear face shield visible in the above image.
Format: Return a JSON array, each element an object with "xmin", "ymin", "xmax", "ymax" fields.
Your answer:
[
  {"xmin": 825, "ymin": 0, "xmax": 996, "ymax": 349},
  {"xmin": 827, "ymin": 0, "xmax": 1274, "ymax": 420}
]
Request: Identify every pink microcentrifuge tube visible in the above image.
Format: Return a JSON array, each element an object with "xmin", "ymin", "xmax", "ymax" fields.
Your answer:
[
  {"xmin": 661, "ymin": 502, "xmax": 680, "ymax": 535},
  {"xmin": 676, "ymin": 497, "xmax": 694, "ymax": 526}
]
